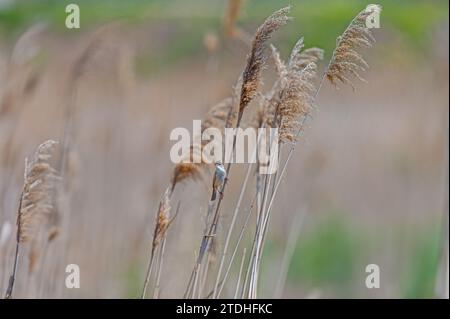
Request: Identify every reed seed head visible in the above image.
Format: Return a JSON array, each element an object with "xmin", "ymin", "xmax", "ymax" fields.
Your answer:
[
  {"xmin": 152, "ymin": 188, "xmax": 171, "ymax": 250},
  {"xmin": 239, "ymin": 6, "xmax": 291, "ymax": 114},
  {"xmin": 171, "ymin": 161, "xmax": 205, "ymax": 195},
  {"xmin": 18, "ymin": 140, "xmax": 60, "ymax": 243},
  {"xmin": 271, "ymin": 44, "xmax": 288, "ymax": 79},
  {"xmin": 256, "ymin": 39, "xmax": 321, "ymax": 142},
  {"xmin": 288, "ymin": 38, "xmax": 324, "ymax": 72},
  {"xmin": 326, "ymin": 4, "xmax": 381, "ymax": 89},
  {"xmin": 278, "ymin": 62, "xmax": 317, "ymax": 143}
]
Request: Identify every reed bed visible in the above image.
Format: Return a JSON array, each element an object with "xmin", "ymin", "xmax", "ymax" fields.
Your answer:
[{"xmin": 0, "ymin": 1, "xmax": 447, "ymax": 299}]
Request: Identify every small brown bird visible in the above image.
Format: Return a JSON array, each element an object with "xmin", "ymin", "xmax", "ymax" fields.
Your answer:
[{"xmin": 211, "ymin": 161, "xmax": 226, "ymax": 201}]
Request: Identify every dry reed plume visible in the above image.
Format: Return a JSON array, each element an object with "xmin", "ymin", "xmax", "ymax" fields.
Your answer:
[
  {"xmin": 5, "ymin": 140, "xmax": 60, "ymax": 299},
  {"xmin": 17, "ymin": 140, "xmax": 60, "ymax": 243},
  {"xmin": 277, "ymin": 62, "xmax": 318, "ymax": 142},
  {"xmin": 152, "ymin": 189, "xmax": 172, "ymax": 250},
  {"xmin": 141, "ymin": 187, "xmax": 177, "ymax": 298},
  {"xmin": 239, "ymin": 6, "xmax": 291, "ymax": 116},
  {"xmin": 262, "ymin": 40, "xmax": 322, "ymax": 142},
  {"xmin": 256, "ymin": 39, "xmax": 323, "ymax": 133},
  {"xmin": 326, "ymin": 4, "xmax": 382, "ymax": 89}
]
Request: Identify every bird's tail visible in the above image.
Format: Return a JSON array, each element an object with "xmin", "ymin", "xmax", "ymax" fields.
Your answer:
[{"xmin": 211, "ymin": 189, "xmax": 217, "ymax": 201}]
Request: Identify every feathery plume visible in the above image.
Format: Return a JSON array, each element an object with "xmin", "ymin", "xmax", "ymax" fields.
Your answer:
[
  {"xmin": 278, "ymin": 62, "xmax": 317, "ymax": 142},
  {"xmin": 141, "ymin": 188, "xmax": 177, "ymax": 298},
  {"xmin": 226, "ymin": 77, "xmax": 242, "ymax": 128},
  {"xmin": 261, "ymin": 44, "xmax": 292, "ymax": 124},
  {"xmin": 256, "ymin": 40, "xmax": 321, "ymax": 137},
  {"xmin": 171, "ymin": 161, "xmax": 205, "ymax": 195},
  {"xmin": 288, "ymin": 38, "xmax": 324, "ymax": 72},
  {"xmin": 271, "ymin": 44, "xmax": 288, "ymax": 79},
  {"xmin": 250, "ymin": 45, "xmax": 288, "ymax": 129},
  {"xmin": 326, "ymin": 4, "xmax": 381, "ymax": 89},
  {"xmin": 5, "ymin": 140, "xmax": 59, "ymax": 299},
  {"xmin": 152, "ymin": 188, "xmax": 172, "ymax": 251},
  {"xmin": 18, "ymin": 140, "xmax": 60, "ymax": 243},
  {"xmin": 239, "ymin": 6, "xmax": 291, "ymax": 114}
]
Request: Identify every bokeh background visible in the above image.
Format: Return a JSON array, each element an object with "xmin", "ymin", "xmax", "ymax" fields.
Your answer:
[{"xmin": 0, "ymin": 0, "xmax": 448, "ymax": 298}]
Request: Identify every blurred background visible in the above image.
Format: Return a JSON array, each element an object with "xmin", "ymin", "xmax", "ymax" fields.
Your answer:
[{"xmin": 0, "ymin": 0, "xmax": 448, "ymax": 298}]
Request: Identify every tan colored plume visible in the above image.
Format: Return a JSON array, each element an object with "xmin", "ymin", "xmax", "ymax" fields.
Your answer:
[
  {"xmin": 152, "ymin": 188, "xmax": 172, "ymax": 251},
  {"xmin": 256, "ymin": 40, "xmax": 322, "ymax": 142},
  {"xmin": 18, "ymin": 140, "xmax": 60, "ymax": 243},
  {"xmin": 326, "ymin": 4, "xmax": 381, "ymax": 89},
  {"xmin": 239, "ymin": 6, "xmax": 291, "ymax": 114}
]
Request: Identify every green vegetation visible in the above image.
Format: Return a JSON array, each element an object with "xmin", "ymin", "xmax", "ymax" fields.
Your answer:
[
  {"xmin": 287, "ymin": 214, "xmax": 364, "ymax": 297},
  {"xmin": 401, "ymin": 224, "xmax": 441, "ymax": 298},
  {"xmin": 260, "ymin": 212, "xmax": 442, "ymax": 298},
  {"xmin": 1, "ymin": 0, "xmax": 447, "ymax": 53},
  {"xmin": 1, "ymin": 0, "xmax": 447, "ymax": 75},
  {"xmin": 122, "ymin": 260, "xmax": 145, "ymax": 298},
  {"xmin": 251, "ymin": 0, "xmax": 448, "ymax": 54}
]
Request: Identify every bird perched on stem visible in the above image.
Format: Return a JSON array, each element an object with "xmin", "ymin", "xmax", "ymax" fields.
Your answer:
[{"xmin": 211, "ymin": 161, "xmax": 226, "ymax": 201}]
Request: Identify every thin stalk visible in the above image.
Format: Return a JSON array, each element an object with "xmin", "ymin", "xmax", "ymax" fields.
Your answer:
[
  {"xmin": 192, "ymin": 253, "xmax": 201, "ymax": 298},
  {"xmin": 241, "ymin": 201, "xmax": 259, "ymax": 298},
  {"xmin": 142, "ymin": 199, "xmax": 178, "ymax": 298},
  {"xmin": 256, "ymin": 166, "xmax": 262, "ymax": 223},
  {"xmin": 274, "ymin": 213, "xmax": 304, "ymax": 298},
  {"xmin": 243, "ymin": 60, "xmax": 333, "ymax": 299},
  {"xmin": 197, "ymin": 201, "xmax": 218, "ymax": 297},
  {"xmin": 256, "ymin": 76, "xmax": 324, "ymax": 248},
  {"xmin": 153, "ymin": 236, "xmax": 167, "ymax": 299},
  {"xmin": 234, "ymin": 248, "xmax": 247, "ymax": 299},
  {"xmin": 249, "ymin": 180, "xmax": 272, "ymax": 298},
  {"xmin": 213, "ymin": 155, "xmax": 255, "ymax": 298},
  {"xmin": 248, "ymin": 128, "xmax": 278, "ymax": 298},
  {"xmin": 198, "ymin": 255, "xmax": 210, "ymax": 298},
  {"xmin": 185, "ymin": 113, "xmax": 244, "ymax": 298},
  {"xmin": 217, "ymin": 193, "xmax": 257, "ymax": 297},
  {"xmin": 4, "ymin": 192, "xmax": 23, "ymax": 299},
  {"xmin": 184, "ymin": 197, "xmax": 217, "ymax": 298},
  {"xmin": 141, "ymin": 247, "xmax": 156, "ymax": 299},
  {"xmin": 4, "ymin": 241, "xmax": 19, "ymax": 299}
]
